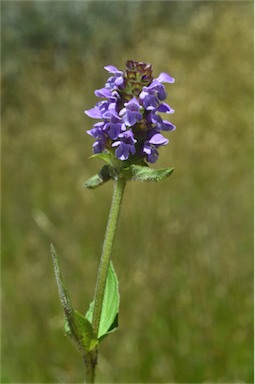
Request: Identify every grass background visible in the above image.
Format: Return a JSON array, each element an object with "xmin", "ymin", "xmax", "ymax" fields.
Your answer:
[{"xmin": 1, "ymin": 1, "xmax": 253, "ymax": 383}]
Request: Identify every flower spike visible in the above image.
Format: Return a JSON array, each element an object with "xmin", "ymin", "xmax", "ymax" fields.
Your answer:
[{"xmin": 85, "ymin": 60, "xmax": 175, "ymax": 164}]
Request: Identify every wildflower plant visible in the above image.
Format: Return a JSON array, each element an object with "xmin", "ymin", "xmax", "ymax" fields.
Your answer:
[{"xmin": 51, "ymin": 60, "xmax": 175, "ymax": 383}]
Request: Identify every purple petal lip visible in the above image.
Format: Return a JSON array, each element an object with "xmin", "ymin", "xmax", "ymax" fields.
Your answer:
[
  {"xmin": 115, "ymin": 76, "xmax": 124, "ymax": 86},
  {"xmin": 156, "ymin": 72, "xmax": 175, "ymax": 84},
  {"xmin": 84, "ymin": 107, "xmax": 101, "ymax": 119},
  {"xmin": 157, "ymin": 103, "xmax": 175, "ymax": 114},
  {"xmin": 115, "ymin": 144, "xmax": 129, "ymax": 160},
  {"xmin": 104, "ymin": 65, "xmax": 122, "ymax": 74},
  {"xmin": 161, "ymin": 121, "xmax": 176, "ymax": 131},
  {"xmin": 94, "ymin": 88, "xmax": 112, "ymax": 98},
  {"xmin": 112, "ymin": 140, "xmax": 136, "ymax": 161},
  {"xmin": 143, "ymin": 145, "xmax": 151, "ymax": 155},
  {"xmin": 104, "ymin": 122, "xmax": 122, "ymax": 140},
  {"xmin": 143, "ymin": 143, "xmax": 159, "ymax": 163},
  {"xmin": 149, "ymin": 133, "xmax": 169, "ymax": 146},
  {"xmin": 118, "ymin": 130, "xmax": 137, "ymax": 143},
  {"xmin": 92, "ymin": 139, "xmax": 106, "ymax": 154},
  {"xmin": 112, "ymin": 141, "xmax": 120, "ymax": 147},
  {"xmin": 101, "ymin": 108, "xmax": 119, "ymax": 120}
]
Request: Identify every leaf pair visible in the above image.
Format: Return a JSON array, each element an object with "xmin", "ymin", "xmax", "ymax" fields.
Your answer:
[
  {"xmin": 51, "ymin": 245, "xmax": 119, "ymax": 356},
  {"xmin": 84, "ymin": 158, "xmax": 174, "ymax": 189}
]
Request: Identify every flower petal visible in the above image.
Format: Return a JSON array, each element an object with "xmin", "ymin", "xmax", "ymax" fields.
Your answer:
[
  {"xmin": 149, "ymin": 133, "xmax": 169, "ymax": 146},
  {"xmin": 104, "ymin": 65, "xmax": 122, "ymax": 74},
  {"xmin": 94, "ymin": 88, "xmax": 112, "ymax": 98},
  {"xmin": 161, "ymin": 120, "xmax": 176, "ymax": 131},
  {"xmin": 156, "ymin": 72, "xmax": 175, "ymax": 84},
  {"xmin": 157, "ymin": 103, "xmax": 175, "ymax": 114},
  {"xmin": 84, "ymin": 107, "xmax": 101, "ymax": 119}
]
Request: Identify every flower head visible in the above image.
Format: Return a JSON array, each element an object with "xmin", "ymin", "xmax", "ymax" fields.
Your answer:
[{"xmin": 85, "ymin": 60, "xmax": 175, "ymax": 164}]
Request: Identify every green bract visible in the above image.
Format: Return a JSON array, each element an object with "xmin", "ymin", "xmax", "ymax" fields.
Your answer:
[
  {"xmin": 83, "ymin": 152, "xmax": 174, "ymax": 189},
  {"xmin": 121, "ymin": 164, "xmax": 174, "ymax": 182}
]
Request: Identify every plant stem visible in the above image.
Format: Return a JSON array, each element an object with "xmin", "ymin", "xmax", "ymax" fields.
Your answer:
[
  {"xmin": 83, "ymin": 178, "xmax": 125, "ymax": 383},
  {"xmin": 92, "ymin": 178, "xmax": 126, "ymax": 338},
  {"xmin": 83, "ymin": 350, "xmax": 97, "ymax": 384}
]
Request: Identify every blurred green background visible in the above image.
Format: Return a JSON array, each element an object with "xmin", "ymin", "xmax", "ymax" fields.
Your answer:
[{"xmin": 2, "ymin": 1, "xmax": 253, "ymax": 383}]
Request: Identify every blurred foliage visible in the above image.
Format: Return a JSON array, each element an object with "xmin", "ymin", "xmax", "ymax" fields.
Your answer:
[{"xmin": 1, "ymin": 1, "xmax": 253, "ymax": 383}]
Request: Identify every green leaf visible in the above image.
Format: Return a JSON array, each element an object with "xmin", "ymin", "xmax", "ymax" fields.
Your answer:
[
  {"xmin": 90, "ymin": 152, "xmax": 116, "ymax": 167},
  {"xmin": 83, "ymin": 165, "xmax": 115, "ymax": 189},
  {"xmin": 86, "ymin": 261, "xmax": 119, "ymax": 339},
  {"xmin": 65, "ymin": 311, "xmax": 98, "ymax": 351},
  {"xmin": 105, "ymin": 313, "xmax": 119, "ymax": 335},
  {"xmin": 83, "ymin": 173, "xmax": 105, "ymax": 189},
  {"xmin": 121, "ymin": 164, "xmax": 174, "ymax": 182},
  {"xmin": 73, "ymin": 310, "xmax": 98, "ymax": 350},
  {"xmin": 50, "ymin": 244, "xmax": 74, "ymax": 320},
  {"xmin": 50, "ymin": 245, "xmax": 98, "ymax": 351}
]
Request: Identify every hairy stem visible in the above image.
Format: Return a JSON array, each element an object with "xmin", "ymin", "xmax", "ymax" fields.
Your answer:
[
  {"xmin": 84, "ymin": 350, "xmax": 97, "ymax": 384},
  {"xmin": 92, "ymin": 178, "xmax": 126, "ymax": 338}
]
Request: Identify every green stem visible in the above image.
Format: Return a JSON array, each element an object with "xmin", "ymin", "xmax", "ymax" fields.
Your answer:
[
  {"xmin": 92, "ymin": 178, "xmax": 126, "ymax": 338},
  {"xmin": 84, "ymin": 350, "xmax": 97, "ymax": 384}
]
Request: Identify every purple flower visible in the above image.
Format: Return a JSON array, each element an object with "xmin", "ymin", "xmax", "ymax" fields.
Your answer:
[
  {"xmin": 119, "ymin": 97, "xmax": 143, "ymax": 127},
  {"xmin": 143, "ymin": 144, "xmax": 159, "ymax": 163},
  {"xmin": 148, "ymin": 111, "xmax": 176, "ymax": 131},
  {"xmin": 157, "ymin": 102, "xmax": 174, "ymax": 114},
  {"xmin": 94, "ymin": 88, "xmax": 112, "ymax": 98},
  {"xmin": 104, "ymin": 65, "xmax": 124, "ymax": 90},
  {"xmin": 87, "ymin": 124, "xmax": 108, "ymax": 154},
  {"xmin": 85, "ymin": 61, "xmax": 175, "ymax": 164},
  {"xmin": 103, "ymin": 112, "xmax": 126, "ymax": 140},
  {"xmin": 157, "ymin": 119, "xmax": 176, "ymax": 131},
  {"xmin": 139, "ymin": 80, "xmax": 167, "ymax": 110},
  {"xmin": 87, "ymin": 122, "xmax": 105, "ymax": 138},
  {"xmin": 155, "ymin": 72, "xmax": 175, "ymax": 84},
  {"xmin": 149, "ymin": 132, "xmax": 169, "ymax": 146},
  {"xmin": 85, "ymin": 100, "xmax": 114, "ymax": 119},
  {"xmin": 85, "ymin": 105, "xmax": 102, "ymax": 119},
  {"xmin": 112, "ymin": 130, "xmax": 137, "ymax": 160},
  {"xmin": 143, "ymin": 130, "xmax": 169, "ymax": 163},
  {"xmin": 93, "ymin": 137, "xmax": 107, "ymax": 154},
  {"xmin": 100, "ymin": 102, "xmax": 118, "ymax": 119}
]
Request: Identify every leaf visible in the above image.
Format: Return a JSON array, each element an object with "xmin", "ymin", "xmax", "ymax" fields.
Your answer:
[
  {"xmin": 73, "ymin": 310, "xmax": 98, "ymax": 350},
  {"xmin": 121, "ymin": 164, "xmax": 174, "ymax": 182},
  {"xmin": 83, "ymin": 165, "xmax": 115, "ymax": 189},
  {"xmin": 86, "ymin": 261, "xmax": 119, "ymax": 339},
  {"xmin": 104, "ymin": 313, "xmax": 119, "ymax": 335},
  {"xmin": 50, "ymin": 244, "xmax": 74, "ymax": 320},
  {"xmin": 90, "ymin": 152, "xmax": 116, "ymax": 167},
  {"xmin": 65, "ymin": 312, "xmax": 98, "ymax": 351},
  {"xmin": 50, "ymin": 245, "xmax": 98, "ymax": 351},
  {"xmin": 83, "ymin": 173, "xmax": 105, "ymax": 189}
]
